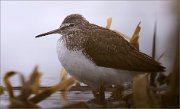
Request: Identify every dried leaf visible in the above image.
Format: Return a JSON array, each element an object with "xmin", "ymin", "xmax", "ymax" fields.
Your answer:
[
  {"xmin": 3, "ymin": 67, "xmax": 76, "ymax": 108},
  {"xmin": 18, "ymin": 74, "xmax": 32, "ymax": 101},
  {"xmin": 106, "ymin": 17, "xmax": 112, "ymax": 29},
  {"xmin": 29, "ymin": 76, "xmax": 76, "ymax": 103},
  {"xmin": 29, "ymin": 66, "xmax": 39, "ymax": 84},
  {"xmin": 18, "ymin": 67, "xmax": 41, "ymax": 100},
  {"xmin": 133, "ymin": 74, "xmax": 160, "ymax": 108},
  {"xmin": 31, "ymin": 73, "xmax": 41, "ymax": 94},
  {"xmin": 3, "ymin": 70, "xmax": 39, "ymax": 108},
  {"xmin": 130, "ymin": 22, "xmax": 141, "ymax": 50}
]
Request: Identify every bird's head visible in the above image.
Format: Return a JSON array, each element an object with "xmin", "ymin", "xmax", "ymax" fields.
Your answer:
[{"xmin": 35, "ymin": 14, "xmax": 88, "ymax": 38}]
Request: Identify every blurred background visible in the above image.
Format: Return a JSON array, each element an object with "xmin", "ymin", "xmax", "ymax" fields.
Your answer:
[{"xmin": 1, "ymin": 1, "xmax": 179, "ymax": 86}]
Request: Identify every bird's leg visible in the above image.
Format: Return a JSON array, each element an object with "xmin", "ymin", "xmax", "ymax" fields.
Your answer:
[
  {"xmin": 110, "ymin": 85, "xmax": 124, "ymax": 100},
  {"xmin": 150, "ymin": 72, "xmax": 157, "ymax": 87},
  {"xmin": 92, "ymin": 83, "xmax": 106, "ymax": 105},
  {"xmin": 99, "ymin": 84, "xmax": 105, "ymax": 104}
]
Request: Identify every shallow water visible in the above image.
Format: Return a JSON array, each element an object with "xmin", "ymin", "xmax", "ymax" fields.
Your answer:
[{"xmin": 0, "ymin": 90, "xmax": 112, "ymax": 108}]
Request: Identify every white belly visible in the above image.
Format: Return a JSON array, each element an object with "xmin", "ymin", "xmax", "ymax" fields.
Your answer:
[{"xmin": 57, "ymin": 39, "xmax": 138, "ymax": 88}]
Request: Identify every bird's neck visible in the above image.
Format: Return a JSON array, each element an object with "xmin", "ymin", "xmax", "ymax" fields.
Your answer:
[{"xmin": 62, "ymin": 30, "xmax": 88, "ymax": 51}]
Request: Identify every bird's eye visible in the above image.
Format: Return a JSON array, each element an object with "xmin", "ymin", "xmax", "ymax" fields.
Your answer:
[
  {"xmin": 69, "ymin": 23, "xmax": 75, "ymax": 27},
  {"xmin": 60, "ymin": 23, "xmax": 75, "ymax": 30}
]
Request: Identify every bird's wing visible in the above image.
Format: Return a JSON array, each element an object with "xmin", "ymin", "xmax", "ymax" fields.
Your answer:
[{"xmin": 83, "ymin": 28, "xmax": 165, "ymax": 72}]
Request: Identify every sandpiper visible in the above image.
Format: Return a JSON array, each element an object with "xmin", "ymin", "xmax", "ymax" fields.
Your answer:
[{"xmin": 35, "ymin": 14, "xmax": 165, "ymax": 88}]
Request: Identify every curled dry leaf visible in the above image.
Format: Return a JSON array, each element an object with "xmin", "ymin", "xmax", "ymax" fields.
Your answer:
[
  {"xmin": 3, "ymin": 71, "xmax": 39, "ymax": 108},
  {"xmin": 3, "ymin": 67, "xmax": 76, "ymax": 108},
  {"xmin": 18, "ymin": 66, "xmax": 42, "ymax": 101},
  {"xmin": 3, "ymin": 71, "xmax": 16, "ymax": 98},
  {"xmin": 133, "ymin": 74, "xmax": 161, "ymax": 108}
]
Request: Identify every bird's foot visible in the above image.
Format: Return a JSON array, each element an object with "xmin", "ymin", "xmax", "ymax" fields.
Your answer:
[
  {"xmin": 110, "ymin": 85, "xmax": 124, "ymax": 100},
  {"xmin": 109, "ymin": 85, "xmax": 133, "ymax": 108}
]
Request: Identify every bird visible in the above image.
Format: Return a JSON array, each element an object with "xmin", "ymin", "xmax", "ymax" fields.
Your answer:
[{"xmin": 35, "ymin": 14, "xmax": 165, "ymax": 89}]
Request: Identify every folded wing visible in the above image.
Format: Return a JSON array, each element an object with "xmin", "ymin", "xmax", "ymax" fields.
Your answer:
[{"xmin": 83, "ymin": 28, "xmax": 165, "ymax": 72}]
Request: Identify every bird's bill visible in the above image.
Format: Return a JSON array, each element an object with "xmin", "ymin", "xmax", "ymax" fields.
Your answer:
[{"xmin": 35, "ymin": 28, "xmax": 60, "ymax": 38}]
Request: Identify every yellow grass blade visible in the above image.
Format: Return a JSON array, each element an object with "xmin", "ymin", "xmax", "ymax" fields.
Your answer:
[
  {"xmin": 130, "ymin": 22, "xmax": 141, "ymax": 50},
  {"xmin": 106, "ymin": 17, "xmax": 112, "ymax": 29}
]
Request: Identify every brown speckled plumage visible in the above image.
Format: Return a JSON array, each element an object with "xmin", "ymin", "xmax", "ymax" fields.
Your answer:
[{"xmin": 36, "ymin": 14, "xmax": 165, "ymax": 72}]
